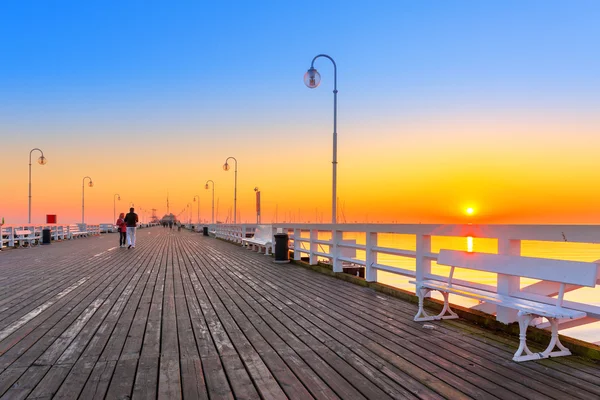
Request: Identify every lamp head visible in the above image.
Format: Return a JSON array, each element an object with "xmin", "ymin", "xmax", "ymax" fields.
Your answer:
[
  {"xmin": 205, "ymin": 183, "xmax": 209, "ymax": 190},
  {"xmin": 223, "ymin": 162, "xmax": 230, "ymax": 171},
  {"xmin": 38, "ymin": 155, "xmax": 47, "ymax": 165},
  {"xmin": 254, "ymin": 187, "xmax": 259, "ymax": 192},
  {"xmin": 193, "ymin": 197, "xmax": 196, "ymax": 202},
  {"xmin": 304, "ymin": 67, "xmax": 321, "ymax": 88},
  {"xmin": 88, "ymin": 181, "xmax": 94, "ymax": 188},
  {"xmin": 117, "ymin": 195, "xmax": 121, "ymax": 200}
]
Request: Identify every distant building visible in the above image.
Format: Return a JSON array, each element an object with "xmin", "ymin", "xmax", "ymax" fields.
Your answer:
[{"xmin": 160, "ymin": 213, "xmax": 179, "ymax": 225}]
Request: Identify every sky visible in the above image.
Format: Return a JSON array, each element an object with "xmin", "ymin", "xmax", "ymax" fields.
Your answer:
[{"xmin": 1, "ymin": 0, "xmax": 600, "ymax": 225}]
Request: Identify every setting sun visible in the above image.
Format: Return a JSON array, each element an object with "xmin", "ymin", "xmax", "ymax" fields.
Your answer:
[{"xmin": 466, "ymin": 207, "xmax": 475, "ymax": 215}]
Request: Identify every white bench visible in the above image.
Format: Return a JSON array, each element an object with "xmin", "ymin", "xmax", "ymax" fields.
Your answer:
[
  {"xmin": 14, "ymin": 228, "xmax": 39, "ymax": 248},
  {"xmin": 242, "ymin": 225, "xmax": 274, "ymax": 255},
  {"xmin": 1, "ymin": 227, "xmax": 11, "ymax": 249},
  {"xmin": 412, "ymin": 249, "xmax": 599, "ymax": 362},
  {"xmin": 68, "ymin": 224, "xmax": 88, "ymax": 239}
]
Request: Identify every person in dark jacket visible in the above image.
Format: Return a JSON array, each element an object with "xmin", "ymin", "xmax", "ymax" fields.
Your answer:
[
  {"xmin": 116, "ymin": 212, "xmax": 127, "ymax": 247},
  {"xmin": 123, "ymin": 207, "xmax": 139, "ymax": 249}
]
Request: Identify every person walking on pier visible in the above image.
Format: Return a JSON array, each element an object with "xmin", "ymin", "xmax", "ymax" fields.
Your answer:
[
  {"xmin": 124, "ymin": 207, "xmax": 139, "ymax": 249},
  {"xmin": 116, "ymin": 212, "xmax": 127, "ymax": 247}
]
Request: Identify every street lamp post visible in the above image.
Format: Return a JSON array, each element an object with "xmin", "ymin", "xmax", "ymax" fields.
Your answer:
[
  {"xmin": 186, "ymin": 203, "xmax": 192, "ymax": 224},
  {"xmin": 304, "ymin": 54, "xmax": 338, "ymax": 223},
  {"xmin": 205, "ymin": 180, "xmax": 215, "ymax": 224},
  {"xmin": 193, "ymin": 195, "xmax": 200, "ymax": 224},
  {"xmin": 223, "ymin": 157, "xmax": 238, "ymax": 224},
  {"xmin": 82, "ymin": 176, "xmax": 94, "ymax": 224},
  {"xmin": 28, "ymin": 148, "xmax": 47, "ymax": 223},
  {"xmin": 113, "ymin": 194, "xmax": 120, "ymax": 222},
  {"xmin": 254, "ymin": 187, "xmax": 261, "ymax": 224}
]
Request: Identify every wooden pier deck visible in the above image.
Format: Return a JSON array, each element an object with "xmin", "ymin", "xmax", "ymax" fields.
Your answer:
[{"xmin": 0, "ymin": 227, "xmax": 598, "ymax": 399}]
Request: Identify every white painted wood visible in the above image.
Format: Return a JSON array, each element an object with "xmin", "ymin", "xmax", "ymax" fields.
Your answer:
[
  {"xmin": 437, "ymin": 250, "xmax": 598, "ymax": 287},
  {"xmin": 241, "ymin": 224, "xmax": 274, "ymax": 255},
  {"xmin": 365, "ymin": 232, "xmax": 378, "ymax": 282},
  {"xmin": 497, "ymin": 238, "xmax": 521, "ymax": 323}
]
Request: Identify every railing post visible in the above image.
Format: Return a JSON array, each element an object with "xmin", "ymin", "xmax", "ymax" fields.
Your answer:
[
  {"xmin": 416, "ymin": 234, "xmax": 432, "ymax": 282},
  {"xmin": 332, "ymin": 229, "xmax": 343, "ymax": 272},
  {"xmin": 293, "ymin": 228, "xmax": 301, "ymax": 261},
  {"xmin": 309, "ymin": 228, "xmax": 318, "ymax": 265},
  {"xmin": 497, "ymin": 238, "xmax": 521, "ymax": 323},
  {"xmin": 365, "ymin": 231, "xmax": 378, "ymax": 282}
]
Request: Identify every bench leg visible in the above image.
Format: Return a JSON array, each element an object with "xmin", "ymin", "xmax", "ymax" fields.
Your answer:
[
  {"xmin": 513, "ymin": 314, "xmax": 572, "ymax": 362},
  {"xmin": 414, "ymin": 288, "xmax": 458, "ymax": 321},
  {"xmin": 540, "ymin": 318, "xmax": 571, "ymax": 359}
]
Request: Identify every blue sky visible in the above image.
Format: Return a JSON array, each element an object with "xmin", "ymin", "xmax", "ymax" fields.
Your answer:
[{"xmin": 2, "ymin": 1, "xmax": 598, "ymax": 119}]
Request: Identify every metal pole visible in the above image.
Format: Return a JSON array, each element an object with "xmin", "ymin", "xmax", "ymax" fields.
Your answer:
[
  {"xmin": 194, "ymin": 195, "xmax": 200, "ymax": 224},
  {"xmin": 234, "ymin": 163, "xmax": 237, "ymax": 224},
  {"xmin": 206, "ymin": 180, "xmax": 215, "ymax": 224},
  {"xmin": 82, "ymin": 180, "xmax": 85, "ymax": 224},
  {"xmin": 224, "ymin": 157, "xmax": 238, "ymax": 224},
  {"xmin": 28, "ymin": 148, "xmax": 45, "ymax": 224},
  {"xmin": 82, "ymin": 176, "xmax": 92, "ymax": 224},
  {"xmin": 310, "ymin": 54, "xmax": 337, "ymax": 223},
  {"xmin": 113, "ymin": 194, "xmax": 120, "ymax": 223}
]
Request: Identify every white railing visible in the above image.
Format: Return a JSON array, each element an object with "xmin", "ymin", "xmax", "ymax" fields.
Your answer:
[
  {"xmin": 213, "ymin": 223, "xmax": 600, "ymax": 339},
  {"xmin": 0, "ymin": 223, "xmax": 103, "ymax": 249}
]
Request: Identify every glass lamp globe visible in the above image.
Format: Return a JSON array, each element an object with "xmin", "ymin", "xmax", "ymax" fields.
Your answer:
[
  {"xmin": 205, "ymin": 184, "xmax": 209, "ymax": 190},
  {"xmin": 223, "ymin": 163, "xmax": 230, "ymax": 171},
  {"xmin": 193, "ymin": 197, "xmax": 196, "ymax": 202},
  {"xmin": 88, "ymin": 181, "xmax": 94, "ymax": 187},
  {"xmin": 304, "ymin": 67, "xmax": 321, "ymax": 88},
  {"xmin": 117, "ymin": 195, "xmax": 121, "ymax": 200},
  {"xmin": 38, "ymin": 155, "xmax": 47, "ymax": 165}
]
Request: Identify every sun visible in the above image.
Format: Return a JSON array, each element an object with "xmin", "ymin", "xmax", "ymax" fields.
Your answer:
[{"xmin": 465, "ymin": 207, "xmax": 475, "ymax": 216}]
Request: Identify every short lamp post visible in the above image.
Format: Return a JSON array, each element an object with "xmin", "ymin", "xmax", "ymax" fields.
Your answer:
[
  {"xmin": 193, "ymin": 195, "xmax": 200, "ymax": 224},
  {"xmin": 304, "ymin": 54, "xmax": 338, "ymax": 223},
  {"xmin": 113, "ymin": 194, "xmax": 120, "ymax": 222},
  {"xmin": 223, "ymin": 157, "xmax": 238, "ymax": 224},
  {"xmin": 254, "ymin": 187, "xmax": 261, "ymax": 224},
  {"xmin": 82, "ymin": 176, "xmax": 94, "ymax": 224},
  {"xmin": 28, "ymin": 148, "xmax": 47, "ymax": 223},
  {"xmin": 205, "ymin": 180, "xmax": 215, "ymax": 224}
]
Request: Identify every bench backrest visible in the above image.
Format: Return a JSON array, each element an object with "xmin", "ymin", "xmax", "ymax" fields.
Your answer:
[
  {"xmin": 437, "ymin": 250, "xmax": 598, "ymax": 287},
  {"xmin": 253, "ymin": 225, "xmax": 273, "ymax": 241}
]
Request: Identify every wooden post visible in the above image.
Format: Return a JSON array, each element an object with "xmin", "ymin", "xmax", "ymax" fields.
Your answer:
[
  {"xmin": 365, "ymin": 231, "xmax": 378, "ymax": 282},
  {"xmin": 497, "ymin": 238, "xmax": 521, "ymax": 323}
]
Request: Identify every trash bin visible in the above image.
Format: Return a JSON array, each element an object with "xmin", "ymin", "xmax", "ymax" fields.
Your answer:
[
  {"xmin": 274, "ymin": 233, "xmax": 290, "ymax": 264},
  {"xmin": 42, "ymin": 228, "xmax": 51, "ymax": 245},
  {"xmin": 203, "ymin": 226, "xmax": 209, "ymax": 236}
]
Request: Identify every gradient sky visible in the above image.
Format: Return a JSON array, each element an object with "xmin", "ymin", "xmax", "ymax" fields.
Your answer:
[{"xmin": 1, "ymin": 1, "xmax": 600, "ymax": 225}]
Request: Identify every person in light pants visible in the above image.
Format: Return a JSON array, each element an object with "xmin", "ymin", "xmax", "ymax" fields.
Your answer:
[{"xmin": 123, "ymin": 207, "xmax": 139, "ymax": 249}]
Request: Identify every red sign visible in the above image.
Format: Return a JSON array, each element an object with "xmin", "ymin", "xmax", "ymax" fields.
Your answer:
[{"xmin": 46, "ymin": 214, "xmax": 57, "ymax": 224}]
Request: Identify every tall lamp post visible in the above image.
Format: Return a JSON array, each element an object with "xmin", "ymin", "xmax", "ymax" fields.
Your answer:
[
  {"xmin": 113, "ymin": 194, "xmax": 120, "ymax": 222},
  {"xmin": 304, "ymin": 54, "xmax": 338, "ymax": 223},
  {"xmin": 205, "ymin": 180, "xmax": 215, "ymax": 224},
  {"xmin": 254, "ymin": 187, "xmax": 261, "ymax": 224},
  {"xmin": 193, "ymin": 195, "xmax": 200, "ymax": 224},
  {"xmin": 186, "ymin": 203, "xmax": 192, "ymax": 224},
  {"xmin": 223, "ymin": 157, "xmax": 238, "ymax": 224},
  {"xmin": 28, "ymin": 148, "xmax": 47, "ymax": 223},
  {"xmin": 82, "ymin": 176, "xmax": 94, "ymax": 224}
]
